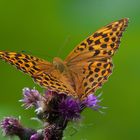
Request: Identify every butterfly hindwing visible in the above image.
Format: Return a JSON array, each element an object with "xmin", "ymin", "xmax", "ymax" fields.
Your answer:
[
  {"xmin": 33, "ymin": 71, "xmax": 73, "ymax": 95},
  {"xmin": 81, "ymin": 58, "xmax": 113, "ymax": 98}
]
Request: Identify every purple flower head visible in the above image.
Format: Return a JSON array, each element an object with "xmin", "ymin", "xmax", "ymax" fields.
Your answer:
[
  {"xmin": 35, "ymin": 90, "xmax": 57, "ymax": 117},
  {"xmin": 83, "ymin": 94, "xmax": 100, "ymax": 110},
  {"xmin": 0, "ymin": 117, "xmax": 36, "ymax": 139},
  {"xmin": 0, "ymin": 117, "xmax": 23, "ymax": 136},
  {"xmin": 20, "ymin": 87, "xmax": 42, "ymax": 109},
  {"xmin": 58, "ymin": 97, "xmax": 81, "ymax": 120},
  {"xmin": 44, "ymin": 90, "xmax": 60, "ymax": 103}
]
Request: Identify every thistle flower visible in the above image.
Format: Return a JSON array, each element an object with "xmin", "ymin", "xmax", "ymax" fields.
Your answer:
[
  {"xmin": 83, "ymin": 94, "xmax": 100, "ymax": 110},
  {"xmin": 58, "ymin": 97, "xmax": 81, "ymax": 120},
  {"xmin": 1, "ymin": 88, "xmax": 103, "ymax": 140},
  {"xmin": 0, "ymin": 117, "xmax": 36, "ymax": 139},
  {"xmin": 1, "ymin": 117, "xmax": 23, "ymax": 136},
  {"xmin": 20, "ymin": 87, "xmax": 42, "ymax": 109}
]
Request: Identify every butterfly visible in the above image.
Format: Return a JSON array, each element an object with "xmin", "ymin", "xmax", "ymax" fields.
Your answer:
[{"xmin": 0, "ymin": 18, "xmax": 128, "ymax": 100}]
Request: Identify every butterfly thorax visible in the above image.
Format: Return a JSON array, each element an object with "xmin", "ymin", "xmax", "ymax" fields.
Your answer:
[{"xmin": 53, "ymin": 57, "xmax": 67, "ymax": 73}]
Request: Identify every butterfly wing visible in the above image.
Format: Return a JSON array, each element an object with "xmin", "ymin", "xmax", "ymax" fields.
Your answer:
[
  {"xmin": 65, "ymin": 18, "xmax": 129, "ymax": 99},
  {"xmin": 0, "ymin": 51, "xmax": 52, "ymax": 75},
  {"xmin": 0, "ymin": 51, "xmax": 74, "ymax": 95}
]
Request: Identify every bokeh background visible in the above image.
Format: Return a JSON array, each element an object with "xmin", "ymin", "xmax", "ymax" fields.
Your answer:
[{"xmin": 0, "ymin": 0, "xmax": 139, "ymax": 140}]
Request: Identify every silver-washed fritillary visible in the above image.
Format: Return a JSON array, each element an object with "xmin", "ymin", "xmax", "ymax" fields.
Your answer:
[{"xmin": 0, "ymin": 18, "xmax": 129, "ymax": 100}]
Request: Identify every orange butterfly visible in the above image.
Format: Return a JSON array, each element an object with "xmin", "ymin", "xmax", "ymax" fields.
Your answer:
[{"xmin": 0, "ymin": 18, "xmax": 128, "ymax": 100}]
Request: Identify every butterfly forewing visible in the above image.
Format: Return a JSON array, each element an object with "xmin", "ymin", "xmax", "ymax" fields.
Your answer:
[
  {"xmin": 0, "ymin": 51, "xmax": 75, "ymax": 96},
  {"xmin": 65, "ymin": 18, "xmax": 128, "ymax": 99},
  {"xmin": 0, "ymin": 51, "xmax": 52, "ymax": 76},
  {"xmin": 65, "ymin": 18, "xmax": 128, "ymax": 64}
]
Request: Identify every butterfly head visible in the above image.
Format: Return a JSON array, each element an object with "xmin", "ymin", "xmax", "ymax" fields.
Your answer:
[{"xmin": 53, "ymin": 57, "xmax": 66, "ymax": 73}]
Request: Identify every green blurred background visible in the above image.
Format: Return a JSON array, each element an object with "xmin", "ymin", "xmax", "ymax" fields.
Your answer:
[{"xmin": 0, "ymin": 0, "xmax": 139, "ymax": 140}]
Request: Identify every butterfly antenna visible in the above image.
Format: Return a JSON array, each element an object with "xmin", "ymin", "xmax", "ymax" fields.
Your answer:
[{"xmin": 57, "ymin": 35, "xmax": 71, "ymax": 57}]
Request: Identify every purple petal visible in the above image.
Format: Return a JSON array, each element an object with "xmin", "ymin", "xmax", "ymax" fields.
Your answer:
[
  {"xmin": 83, "ymin": 94, "xmax": 100, "ymax": 110},
  {"xmin": 58, "ymin": 97, "xmax": 81, "ymax": 120},
  {"xmin": 20, "ymin": 88, "xmax": 42, "ymax": 109}
]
